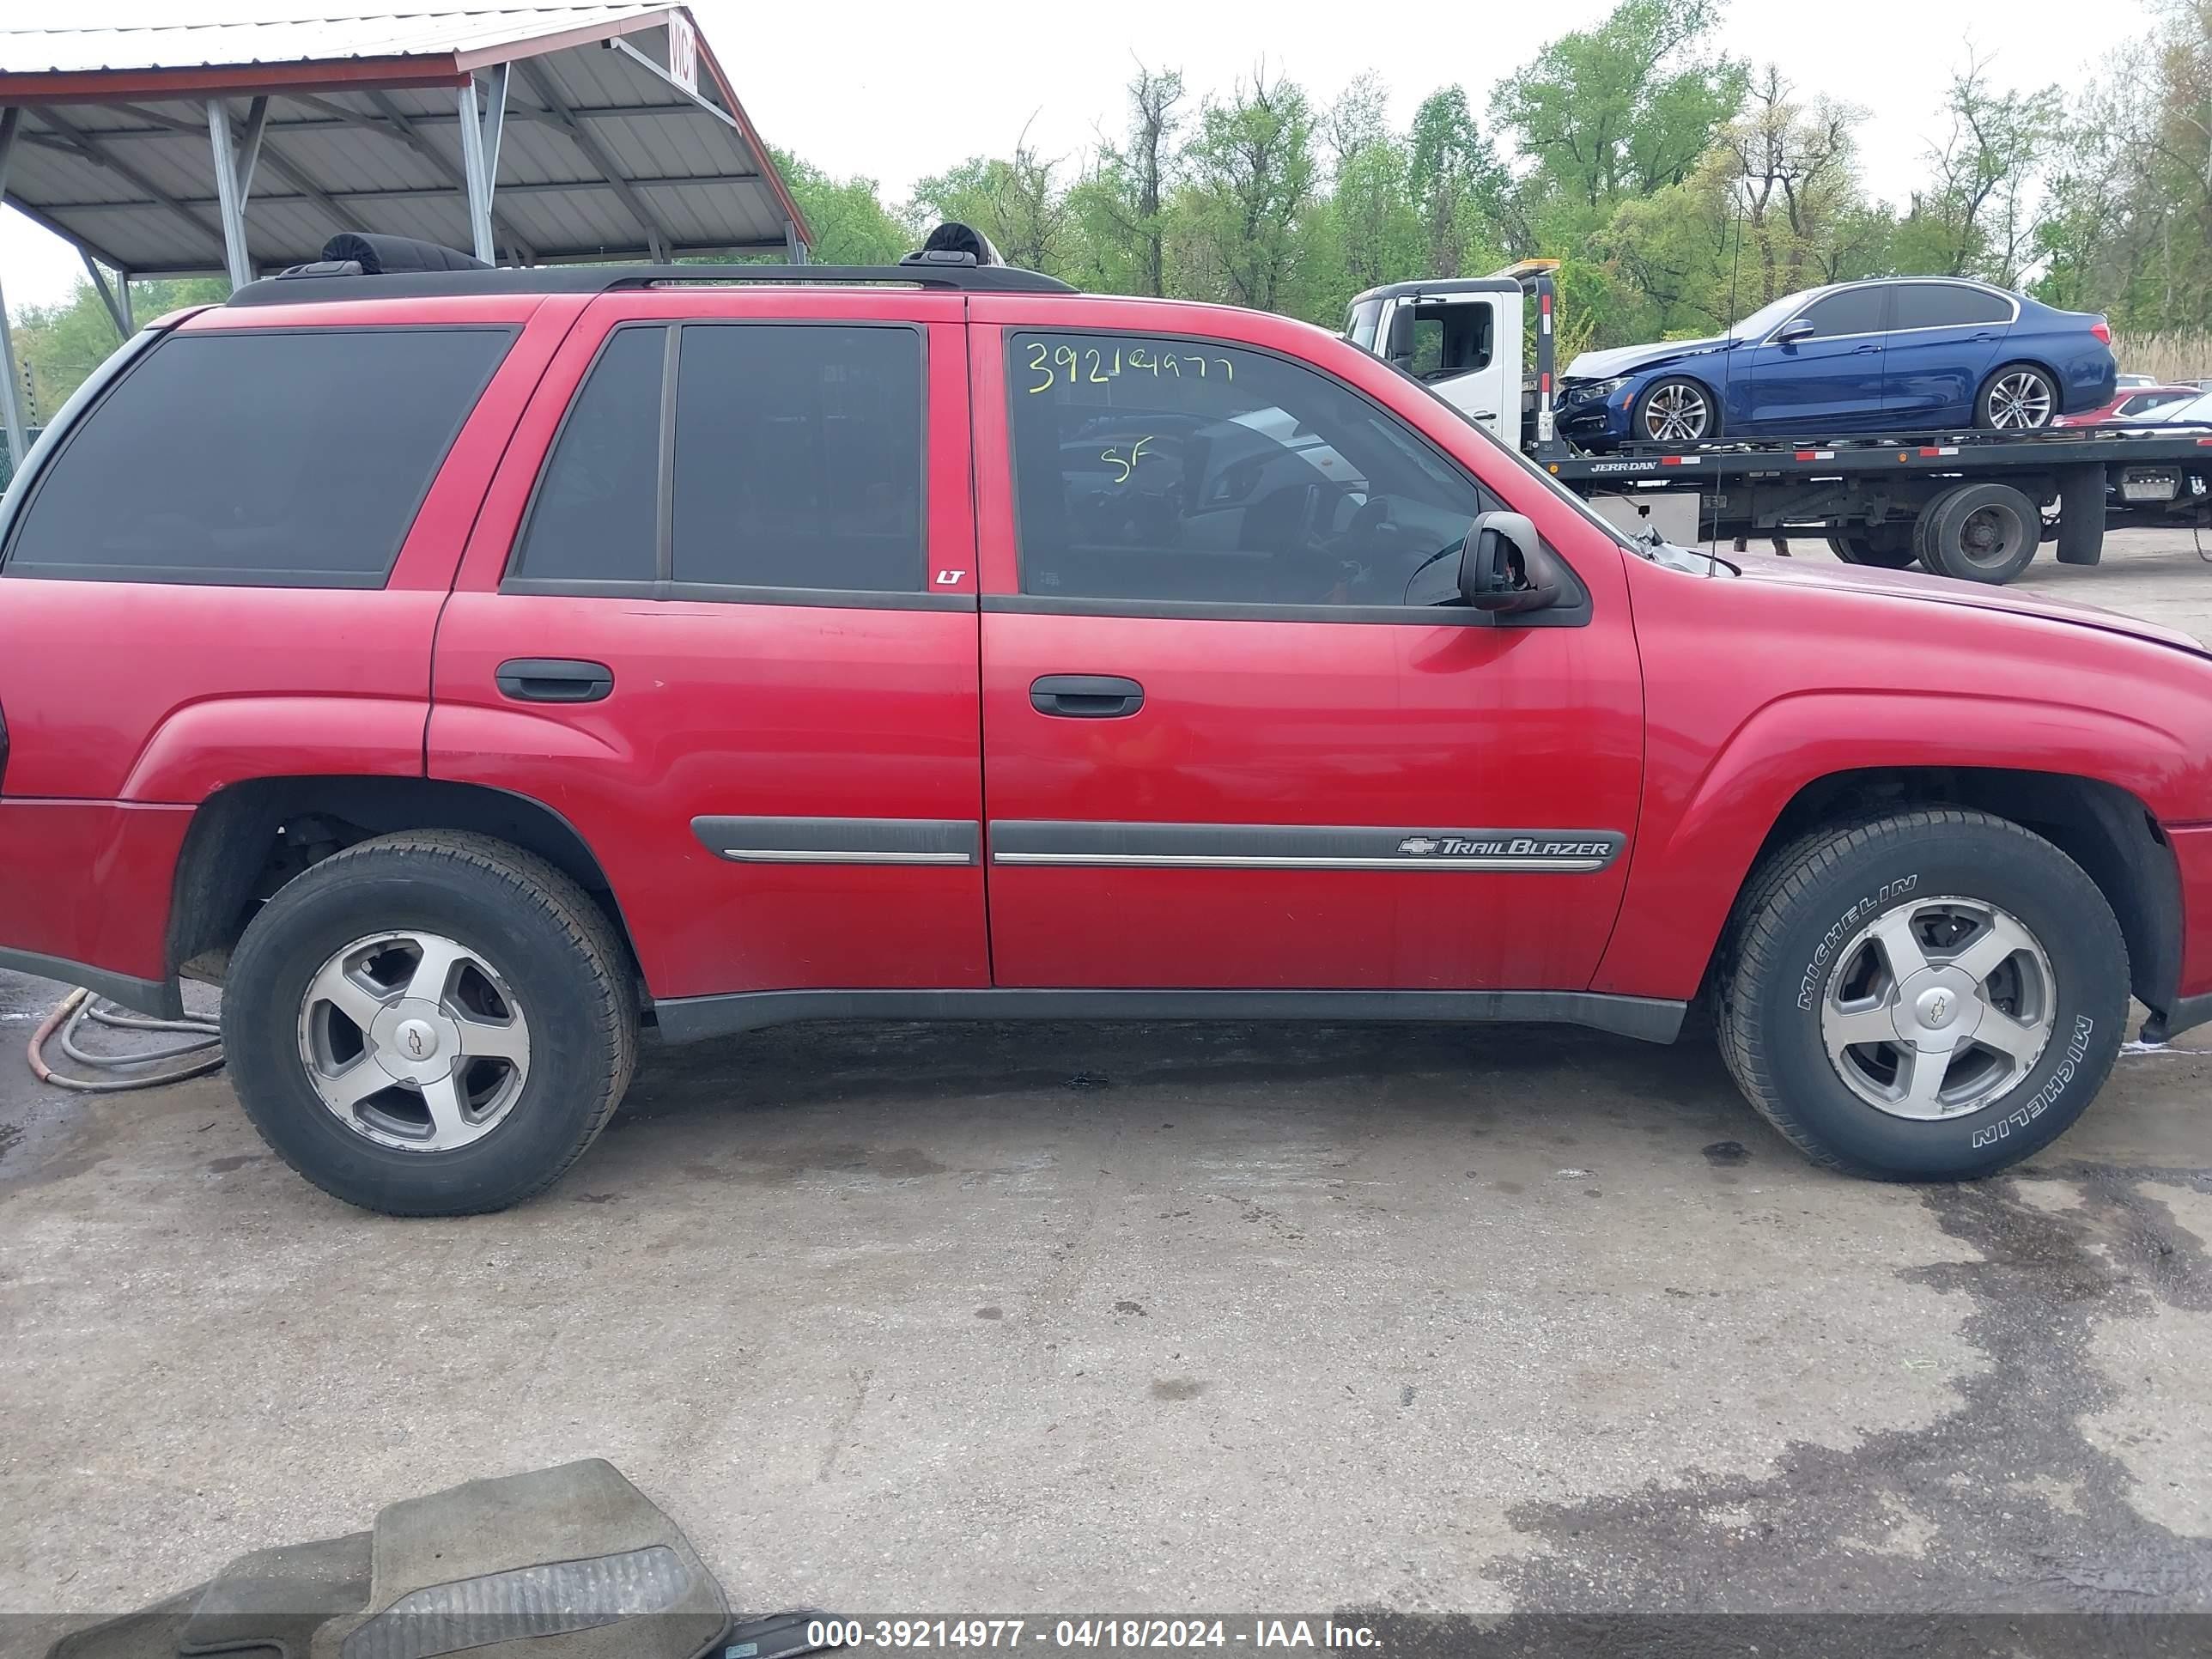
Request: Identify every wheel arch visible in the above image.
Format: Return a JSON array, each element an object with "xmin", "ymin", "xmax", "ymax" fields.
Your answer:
[
  {"xmin": 167, "ymin": 775, "xmax": 647, "ymax": 997},
  {"xmin": 1714, "ymin": 767, "xmax": 2179, "ymax": 1021}
]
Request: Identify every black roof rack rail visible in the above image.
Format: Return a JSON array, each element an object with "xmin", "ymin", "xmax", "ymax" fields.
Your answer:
[{"xmin": 226, "ymin": 258, "xmax": 1078, "ymax": 307}]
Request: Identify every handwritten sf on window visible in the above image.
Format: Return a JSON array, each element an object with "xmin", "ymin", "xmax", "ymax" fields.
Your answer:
[{"xmin": 1100, "ymin": 436, "xmax": 1154, "ymax": 483}]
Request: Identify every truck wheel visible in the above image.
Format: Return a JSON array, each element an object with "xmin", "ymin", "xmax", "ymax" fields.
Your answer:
[
  {"xmin": 1718, "ymin": 810, "xmax": 2125, "ymax": 1182},
  {"xmin": 222, "ymin": 830, "xmax": 638, "ymax": 1216},
  {"xmin": 1633, "ymin": 377, "xmax": 1718, "ymax": 446},
  {"xmin": 1918, "ymin": 482, "xmax": 2042, "ymax": 583},
  {"xmin": 1976, "ymin": 364, "xmax": 2058, "ymax": 431},
  {"xmin": 1825, "ymin": 526, "xmax": 1917, "ymax": 568}
]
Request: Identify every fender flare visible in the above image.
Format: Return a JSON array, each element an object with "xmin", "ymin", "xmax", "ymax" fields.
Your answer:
[{"xmin": 1590, "ymin": 689, "xmax": 2189, "ymax": 1001}]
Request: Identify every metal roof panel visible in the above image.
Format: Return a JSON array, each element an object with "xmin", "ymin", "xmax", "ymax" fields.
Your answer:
[
  {"xmin": 0, "ymin": 8, "xmax": 668, "ymax": 74},
  {"xmin": 0, "ymin": 9, "xmax": 806, "ymax": 276}
]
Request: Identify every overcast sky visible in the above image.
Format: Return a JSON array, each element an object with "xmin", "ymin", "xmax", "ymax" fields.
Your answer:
[{"xmin": 0, "ymin": 0, "xmax": 2154, "ymax": 312}]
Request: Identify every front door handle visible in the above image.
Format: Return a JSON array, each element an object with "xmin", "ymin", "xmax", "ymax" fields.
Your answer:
[
  {"xmin": 1030, "ymin": 674, "xmax": 1144, "ymax": 719},
  {"xmin": 1853, "ymin": 342, "xmax": 1883, "ymax": 353},
  {"xmin": 496, "ymin": 658, "xmax": 614, "ymax": 703}
]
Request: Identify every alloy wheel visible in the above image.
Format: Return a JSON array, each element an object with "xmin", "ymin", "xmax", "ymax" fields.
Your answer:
[
  {"xmin": 1819, "ymin": 896, "xmax": 2055, "ymax": 1120},
  {"xmin": 1985, "ymin": 372, "xmax": 2054, "ymax": 429},
  {"xmin": 1641, "ymin": 383, "xmax": 1711, "ymax": 443},
  {"xmin": 296, "ymin": 930, "xmax": 532, "ymax": 1152}
]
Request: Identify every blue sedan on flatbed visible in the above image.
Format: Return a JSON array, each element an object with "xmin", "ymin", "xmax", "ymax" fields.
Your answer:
[{"xmin": 1556, "ymin": 277, "xmax": 2117, "ymax": 449}]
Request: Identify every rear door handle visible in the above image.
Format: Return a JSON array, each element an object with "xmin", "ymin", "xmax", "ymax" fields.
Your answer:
[
  {"xmin": 496, "ymin": 658, "xmax": 614, "ymax": 703},
  {"xmin": 1030, "ymin": 674, "xmax": 1144, "ymax": 719}
]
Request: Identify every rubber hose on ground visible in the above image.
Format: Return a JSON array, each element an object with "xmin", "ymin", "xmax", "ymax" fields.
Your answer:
[{"xmin": 27, "ymin": 987, "xmax": 225, "ymax": 1093}]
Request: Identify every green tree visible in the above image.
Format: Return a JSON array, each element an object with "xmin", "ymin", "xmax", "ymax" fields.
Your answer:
[
  {"xmin": 1407, "ymin": 87, "xmax": 1509, "ymax": 277},
  {"xmin": 1062, "ymin": 66, "xmax": 1188, "ymax": 296},
  {"xmin": 1171, "ymin": 69, "xmax": 1322, "ymax": 315},
  {"xmin": 1892, "ymin": 52, "xmax": 2060, "ymax": 284},
  {"xmin": 1492, "ymin": 0, "xmax": 1747, "ymax": 214},
  {"xmin": 771, "ymin": 149, "xmax": 914, "ymax": 265},
  {"xmin": 914, "ymin": 131, "xmax": 1072, "ymax": 275},
  {"xmin": 10, "ymin": 275, "xmax": 226, "ymax": 422},
  {"xmin": 2033, "ymin": 1, "xmax": 2211, "ymax": 331}
]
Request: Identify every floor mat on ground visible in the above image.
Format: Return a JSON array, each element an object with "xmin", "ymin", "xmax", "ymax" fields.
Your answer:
[
  {"xmin": 309, "ymin": 1459, "xmax": 727, "ymax": 1659},
  {"xmin": 177, "ymin": 1532, "xmax": 372, "ymax": 1656},
  {"xmin": 46, "ymin": 1591, "xmax": 275, "ymax": 1659}
]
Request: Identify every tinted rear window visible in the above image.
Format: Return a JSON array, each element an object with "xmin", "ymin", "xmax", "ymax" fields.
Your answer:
[
  {"xmin": 510, "ymin": 325, "xmax": 665, "ymax": 586},
  {"xmin": 1894, "ymin": 283, "xmax": 2014, "ymax": 330},
  {"xmin": 671, "ymin": 324, "xmax": 924, "ymax": 593},
  {"xmin": 3, "ymin": 327, "xmax": 509, "ymax": 586}
]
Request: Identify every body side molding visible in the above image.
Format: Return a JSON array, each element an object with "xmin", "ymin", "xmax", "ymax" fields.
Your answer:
[
  {"xmin": 690, "ymin": 816, "xmax": 981, "ymax": 866},
  {"xmin": 988, "ymin": 820, "xmax": 1626, "ymax": 874},
  {"xmin": 652, "ymin": 987, "xmax": 1686, "ymax": 1046}
]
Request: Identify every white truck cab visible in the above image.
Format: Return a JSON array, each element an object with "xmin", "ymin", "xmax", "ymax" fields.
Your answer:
[{"xmin": 1343, "ymin": 268, "xmax": 1552, "ymax": 453}]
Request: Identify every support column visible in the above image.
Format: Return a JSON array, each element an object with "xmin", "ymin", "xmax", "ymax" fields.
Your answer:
[
  {"xmin": 0, "ymin": 106, "xmax": 27, "ymax": 475},
  {"xmin": 785, "ymin": 222, "xmax": 808, "ymax": 265},
  {"xmin": 207, "ymin": 98, "xmax": 253, "ymax": 289},
  {"xmin": 457, "ymin": 66, "xmax": 510, "ymax": 265},
  {"xmin": 82, "ymin": 250, "xmax": 128, "ymax": 339}
]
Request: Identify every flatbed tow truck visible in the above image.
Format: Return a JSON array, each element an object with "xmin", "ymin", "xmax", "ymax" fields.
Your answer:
[{"xmin": 1345, "ymin": 269, "xmax": 2212, "ymax": 584}]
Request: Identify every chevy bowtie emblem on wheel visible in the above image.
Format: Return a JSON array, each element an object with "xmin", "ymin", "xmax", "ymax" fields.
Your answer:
[{"xmin": 1398, "ymin": 836, "xmax": 1443, "ymax": 856}]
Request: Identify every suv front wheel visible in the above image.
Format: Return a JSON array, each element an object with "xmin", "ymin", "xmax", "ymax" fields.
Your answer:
[
  {"xmin": 1718, "ymin": 809, "xmax": 2126, "ymax": 1179},
  {"xmin": 222, "ymin": 831, "xmax": 638, "ymax": 1215}
]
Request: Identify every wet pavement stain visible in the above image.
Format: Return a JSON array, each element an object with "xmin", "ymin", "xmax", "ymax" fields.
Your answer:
[{"xmin": 1488, "ymin": 1164, "xmax": 2212, "ymax": 1613}]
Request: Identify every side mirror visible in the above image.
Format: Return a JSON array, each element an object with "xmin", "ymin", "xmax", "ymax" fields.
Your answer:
[
  {"xmin": 1775, "ymin": 317, "xmax": 1816, "ymax": 344},
  {"xmin": 1407, "ymin": 511, "xmax": 1561, "ymax": 614},
  {"xmin": 1383, "ymin": 307, "xmax": 1415, "ymax": 368}
]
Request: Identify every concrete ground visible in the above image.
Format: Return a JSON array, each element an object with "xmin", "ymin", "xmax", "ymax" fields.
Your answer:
[{"xmin": 4, "ymin": 529, "xmax": 2212, "ymax": 1637}]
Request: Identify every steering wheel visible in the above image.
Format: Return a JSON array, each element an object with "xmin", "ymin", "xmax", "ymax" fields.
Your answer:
[
  {"xmin": 1304, "ymin": 495, "xmax": 1401, "ymax": 603},
  {"xmin": 1342, "ymin": 495, "xmax": 1397, "ymax": 552}
]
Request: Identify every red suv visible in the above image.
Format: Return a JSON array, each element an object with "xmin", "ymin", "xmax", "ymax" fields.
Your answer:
[{"xmin": 3, "ymin": 249, "xmax": 2209, "ymax": 1216}]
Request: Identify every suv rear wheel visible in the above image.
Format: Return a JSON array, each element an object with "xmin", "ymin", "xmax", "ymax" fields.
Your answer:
[
  {"xmin": 1717, "ymin": 809, "xmax": 2125, "ymax": 1180},
  {"xmin": 222, "ymin": 831, "xmax": 637, "ymax": 1215}
]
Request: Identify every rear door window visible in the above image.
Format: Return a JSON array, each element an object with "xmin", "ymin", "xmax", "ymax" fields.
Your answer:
[
  {"xmin": 672, "ymin": 324, "xmax": 925, "ymax": 594},
  {"xmin": 3, "ymin": 327, "xmax": 510, "ymax": 586},
  {"xmin": 1893, "ymin": 284, "xmax": 2014, "ymax": 331},
  {"xmin": 509, "ymin": 321, "xmax": 928, "ymax": 598},
  {"xmin": 510, "ymin": 325, "xmax": 665, "ymax": 586}
]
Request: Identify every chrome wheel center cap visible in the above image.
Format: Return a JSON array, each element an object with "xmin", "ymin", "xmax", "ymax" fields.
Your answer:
[
  {"xmin": 1891, "ymin": 967, "xmax": 1984, "ymax": 1048},
  {"xmin": 368, "ymin": 998, "xmax": 464, "ymax": 1085}
]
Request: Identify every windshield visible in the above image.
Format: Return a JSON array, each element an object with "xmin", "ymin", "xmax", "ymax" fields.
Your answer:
[
  {"xmin": 1729, "ymin": 288, "xmax": 1828, "ymax": 340},
  {"xmin": 1346, "ymin": 297, "xmax": 1384, "ymax": 351}
]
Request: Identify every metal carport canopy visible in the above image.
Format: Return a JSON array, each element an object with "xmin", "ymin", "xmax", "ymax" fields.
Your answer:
[{"xmin": 0, "ymin": 4, "xmax": 814, "ymax": 460}]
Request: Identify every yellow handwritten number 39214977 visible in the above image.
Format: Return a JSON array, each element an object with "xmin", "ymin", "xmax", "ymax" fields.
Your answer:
[{"xmin": 1026, "ymin": 340, "xmax": 1233, "ymax": 393}]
